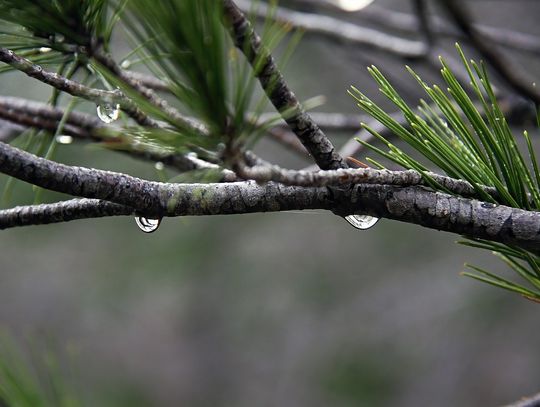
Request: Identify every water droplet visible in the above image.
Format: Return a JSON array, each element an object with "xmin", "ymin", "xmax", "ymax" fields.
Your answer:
[
  {"xmin": 135, "ymin": 216, "xmax": 161, "ymax": 233},
  {"xmin": 120, "ymin": 59, "xmax": 131, "ymax": 69},
  {"xmin": 39, "ymin": 47, "xmax": 52, "ymax": 53},
  {"xmin": 96, "ymin": 103, "xmax": 120, "ymax": 123},
  {"xmin": 344, "ymin": 214, "xmax": 379, "ymax": 230},
  {"xmin": 55, "ymin": 135, "xmax": 73, "ymax": 144},
  {"xmin": 154, "ymin": 161, "xmax": 164, "ymax": 171},
  {"xmin": 481, "ymin": 202, "xmax": 497, "ymax": 209}
]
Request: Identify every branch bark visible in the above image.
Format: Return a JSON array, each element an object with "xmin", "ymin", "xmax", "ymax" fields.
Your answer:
[
  {"xmin": 234, "ymin": 0, "xmax": 427, "ymax": 58},
  {"xmin": 0, "ymin": 48, "xmax": 159, "ymax": 127},
  {"xmin": 0, "ymin": 96, "xmax": 236, "ymax": 178},
  {"xmin": 0, "ymin": 141, "xmax": 538, "ymax": 253},
  {"xmin": 0, "ymin": 199, "xmax": 133, "ymax": 229},
  {"xmin": 222, "ymin": 0, "xmax": 347, "ymax": 170}
]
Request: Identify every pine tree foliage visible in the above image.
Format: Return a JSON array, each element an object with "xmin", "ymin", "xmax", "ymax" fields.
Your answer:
[
  {"xmin": 350, "ymin": 44, "xmax": 540, "ymax": 301},
  {"xmin": 0, "ymin": 0, "xmax": 539, "ymax": 405},
  {"xmin": 0, "ymin": 1, "xmax": 538, "ymax": 299}
]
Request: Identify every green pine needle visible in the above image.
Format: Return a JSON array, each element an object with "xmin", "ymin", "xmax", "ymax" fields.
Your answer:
[{"xmin": 351, "ymin": 44, "xmax": 540, "ymax": 302}]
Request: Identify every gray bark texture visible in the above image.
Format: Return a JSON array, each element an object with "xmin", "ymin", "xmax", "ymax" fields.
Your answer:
[
  {"xmin": 0, "ymin": 141, "xmax": 538, "ymax": 253},
  {"xmin": 222, "ymin": 0, "xmax": 347, "ymax": 170}
]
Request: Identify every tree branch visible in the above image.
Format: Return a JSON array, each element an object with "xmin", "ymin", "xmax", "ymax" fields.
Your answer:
[
  {"xmin": 222, "ymin": 0, "xmax": 347, "ymax": 170},
  {"xmin": 92, "ymin": 51, "xmax": 209, "ymax": 137},
  {"xmin": 0, "ymin": 199, "xmax": 133, "ymax": 229},
  {"xmin": 237, "ymin": 161, "xmax": 497, "ymax": 199},
  {"xmin": 440, "ymin": 0, "xmax": 540, "ymax": 105},
  {"xmin": 0, "ymin": 96, "xmax": 236, "ymax": 179},
  {"xmin": 360, "ymin": 4, "xmax": 540, "ymax": 56},
  {"xmin": 234, "ymin": 0, "xmax": 427, "ymax": 58},
  {"xmin": 0, "ymin": 48, "xmax": 160, "ymax": 127},
  {"xmin": 0, "ymin": 141, "xmax": 538, "ymax": 253}
]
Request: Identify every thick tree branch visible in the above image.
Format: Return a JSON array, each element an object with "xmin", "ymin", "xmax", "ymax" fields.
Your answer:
[
  {"xmin": 0, "ymin": 48, "xmax": 159, "ymax": 127},
  {"xmin": 222, "ymin": 0, "xmax": 347, "ymax": 170},
  {"xmin": 0, "ymin": 141, "xmax": 538, "ymax": 253}
]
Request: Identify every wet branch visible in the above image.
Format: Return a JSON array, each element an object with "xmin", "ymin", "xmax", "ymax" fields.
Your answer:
[
  {"xmin": 0, "ymin": 199, "xmax": 134, "ymax": 229},
  {"xmin": 92, "ymin": 51, "xmax": 209, "ymax": 137},
  {"xmin": 0, "ymin": 47, "xmax": 159, "ymax": 127},
  {"xmin": 237, "ymin": 161, "xmax": 497, "ymax": 199},
  {"xmin": 360, "ymin": 4, "xmax": 540, "ymax": 56},
  {"xmin": 0, "ymin": 96, "xmax": 236, "ymax": 178},
  {"xmin": 222, "ymin": 0, "xmax": 347, "ymax": 170},
  {"xmin": 0, "ymin": 141, "xmax": 538, "ymax": 253}
]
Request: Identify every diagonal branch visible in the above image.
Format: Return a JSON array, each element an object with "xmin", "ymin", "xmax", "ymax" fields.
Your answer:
[
  {"xmin": 92, "ymin": 51, "xmax": 209, "ymax": 137},
  {"xmin": 503, "ymin": 392, "xmax": 540, "ymax": 407},
  {"xmin": 360, "ymin": 4, "xmax": 540, "ymax": 56},
  {"xmin": 440, "ymin": 0, "xmax": 540, "ymax": 105},
  {"xmin": 222, "ymin": 0, "xmax": 347, "ymax": 170},
  {"xmin": 0, "ymin": 48, "xmax": 159, "ymax": 127}
]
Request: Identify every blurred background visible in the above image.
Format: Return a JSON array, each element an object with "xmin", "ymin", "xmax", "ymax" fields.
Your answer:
[{"xmin": 1, "ymin": 0, "xmax": 540, "ymax": 406}]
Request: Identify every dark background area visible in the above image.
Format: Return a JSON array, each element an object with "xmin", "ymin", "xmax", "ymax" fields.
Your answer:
[{"xmin": 0, "ymin": 0, "xmax": 539, "ymax": 406}]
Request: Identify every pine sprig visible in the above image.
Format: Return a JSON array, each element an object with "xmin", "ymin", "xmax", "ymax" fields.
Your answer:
[
  {"xmin": 104, "ymin": 0, "xmax": 297, "ymax": 156},
  {"xmin": 350, "ymin": 44, "xmax": 540, "ymax": 302},
  {"xmin": 350, "ymin": 45, "xmax": 539, "ymax": 210},
  {"xmin": 0, "ymin": 0, "xmax": 108, "ymax": 47}
]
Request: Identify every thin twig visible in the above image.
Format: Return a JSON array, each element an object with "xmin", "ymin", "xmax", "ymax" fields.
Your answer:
[
  {"xmin": 440, "ymin": 0, "xmax": 540, "ymax": 105},
  {"xmin": 0, "ymin": 199, "xmax": 134, "ymax": 229},
  {"xmin": 237, "ymin": 160, "xmax": 498, "ymax": 198},
  {"xmin": 0, "ymin": 96, "xmax": 236, "ymax": 178},
  {"xmin": 92, "ymin": 51, "xmax": 209, "ymax": 137},
  {"xmin": 122, "ymin": 70, "xmax": 170, "ymax": 93},
  {"xmin": 0, "ymin": 47, "xmax": 159, "ymax": 127},
  {"xmin": 234, "ymin": 0, "xmax": 427, "ymax": 58},
  {"xmin": 359, "ymin": 4, "xmax": 540, "ymax": 56}
]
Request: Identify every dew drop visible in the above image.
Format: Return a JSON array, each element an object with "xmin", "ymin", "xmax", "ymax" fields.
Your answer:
[
  {"xmin": 154, "ymin": 161, "xmax": 164, "ymax": 171},
  {"xmin": 481, "ymin": 202, "xmax": 497, "ymax": 209},
  {"xmin": 55, "ymin": 135, "xmax": 73, "ymax": 144},
  {"xmin": 135, "ymin": 216, "xmax": 161, "ymax": 233},
  {"xmin": 96, "ymin": 103, "xmax": 120, "ymax": 123},
  {"xmin": 344, "ymin": 214, "xmax": 379, "ymax": 230},
  {"xmin": 120, "ymin": 59, "xmax": 131, "ymax": 69},
  {"xmin": 39, "ymin": 47, "xmax": 52, "ymax": 53}
]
